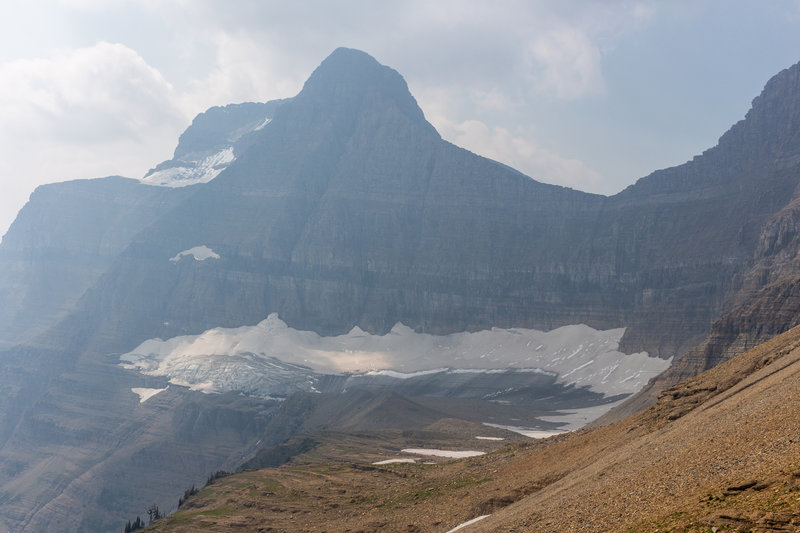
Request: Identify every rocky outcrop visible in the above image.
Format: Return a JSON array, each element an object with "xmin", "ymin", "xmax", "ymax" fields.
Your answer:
[
  {"xmin": 595, "ymin": 272, "xmax": 800, "ymax": 424},
  {"xmin": 602, "ymin": 63, "xmax": 800, "ymax": 416}
]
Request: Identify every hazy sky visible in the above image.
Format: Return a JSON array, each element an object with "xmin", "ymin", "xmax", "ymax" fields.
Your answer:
[{"xmin": 2, "ymin": 1, "xmax": 800, "ymax": 237}]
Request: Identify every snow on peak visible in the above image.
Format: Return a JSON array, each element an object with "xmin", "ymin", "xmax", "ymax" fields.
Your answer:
[
  {"xmin": 169, "ymin": 245, "xmax": 220, "ymax": 262},
  {"xmin": 141, "ymin": 147, "xmax": 235, "ymax": 188}
]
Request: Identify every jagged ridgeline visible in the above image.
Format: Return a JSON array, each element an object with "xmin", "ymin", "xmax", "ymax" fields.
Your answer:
[{"xmin": 0, "ymin": 48, "xmax": 800, "ymax": 531}]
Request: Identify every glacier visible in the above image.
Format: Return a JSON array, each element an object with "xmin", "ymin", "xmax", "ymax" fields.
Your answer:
[
  {"xmin": 119, "ymin": 314, "xmax": 670, "ymax": 400},
  {"xmin": 140, "ymin": 147, "xmax": 236, "ymax": 187}
]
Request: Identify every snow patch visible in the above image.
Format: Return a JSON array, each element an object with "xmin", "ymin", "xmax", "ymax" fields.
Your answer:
[
  {"xmin": 253, "ymin": 117, "xmax": 272, "ymax": 130},
  {"xmin": 446, "ymin": 515, "xmax": 491, "ymax": 533},
  {"xmin": 483, "ymin": 423, "xmax": 564, "ymax": 439},
  {"xmin": 141, "ymin": 147, "xmax": 235, "ymax": 187},
  {"xmin": 372, "ymin": 458, "xmax": 417, "ymax": 465},
  {"xmin": 169, "ymin": 245, "xmax": 220, "ymax": 262},
  {"xmin": 475, "ymin": 436, "xmax": 505, "ymax": 441},
  {"xmin": 131, "ymin": 387, "xmax": 168, "ymax": 403},
  {"xmin": 537, "ymin": 397, "xmax": 632, "ymax": 431},
  {"xmin": 401, "ymin": 449, "xmax": 485, "ymax": 458}
]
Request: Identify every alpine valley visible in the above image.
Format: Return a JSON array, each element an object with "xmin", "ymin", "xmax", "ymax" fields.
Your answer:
[{"xmin": 1, "ymin": 48, "xmax": 800, "ymax": 532}]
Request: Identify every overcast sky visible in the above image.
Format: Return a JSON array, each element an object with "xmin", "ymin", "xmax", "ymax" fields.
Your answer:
[{"xmin": 1, "ymin": 1, "xmax": 800, "ymax": 237}]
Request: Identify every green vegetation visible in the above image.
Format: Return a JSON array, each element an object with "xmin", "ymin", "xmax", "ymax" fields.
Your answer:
[
  {"xmin": 178, "ymin": 485, "xmax": 198, "ymax": 508},
  {"xmin": 205, "ymin": 470, "xmax": 230, "ymax": 485},
  {"xmin": 122, "ymin": 516, "xmax": 144, "ymax": 533}
]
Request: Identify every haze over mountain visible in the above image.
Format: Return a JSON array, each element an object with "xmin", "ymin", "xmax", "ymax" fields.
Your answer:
[
  {"xmin": 5, "ymin": 2, "xmax": 800, "ymax": 242},
  {"xmin": 1, "ymin": 48, "xmax": 800, "ymax": 531}
]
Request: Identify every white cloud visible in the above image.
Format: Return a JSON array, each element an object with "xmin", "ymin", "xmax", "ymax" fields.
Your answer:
[
  {"xmin": 0, "ymin": 41, "xmax": 183, "ymax": 142},
  {"xmin": 526, "ymin": 26, "xmax": 606, "ymax": 99},
  {"xmin": 143, "ymin": 0, "xmax": 650, "ymax": 103},
  {"xmin": 0, "ymin": 42, "xmax": 187, "ymax": 237},
  {"xmin": 56, "ymin": 0, "xmax": 130, "ymax": 9},
  {"xmin": 435, "ymin": 118, "xmax": 604, "ymax": 192},
  {"xmin": 181, "ymin": 31, "xmax": 308, "ymax": 115}
]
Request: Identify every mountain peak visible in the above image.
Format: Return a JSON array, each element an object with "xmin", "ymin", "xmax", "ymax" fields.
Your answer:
[
  {"xmin": 691, "ymin": 60, "xmax": 800, "ymax": 169},
  {"xmin": 322, "ymin": 47, "xmax": 383, "ymax": 69},
  {"xmin": 306, "ymin": 47, "xmax": 394, "ymax": 88},
  {"xmin": 294, "ymin": 48, "xmax": 434, "ymax": 135},
  {"xmin": 617, "ymin": 60, "xmax": 800, "ymax": 199},
  {"xmin": 737, "ymin": 60, "xmax": 800, "ymax": 149}
]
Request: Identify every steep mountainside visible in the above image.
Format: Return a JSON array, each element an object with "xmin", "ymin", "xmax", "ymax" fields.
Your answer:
[
  {"xmin": 0, "ymin": 178, "xmax": 186, "ymax": 350},
  {"xmin": 36, "ymin": 50, "xmax": 800, "ymax": 362},
  {"xmin": 600, "ymin": 270, "xmax": 800, "ymax": 421},
  {"xmin": 606, "ymin": 61, "xmax": 800, "ymax": 356},
  {"xmin": 69, "ymin": 48, "xmax": 601, "ymax": 357},
  {"xmin": 4, "ymin": 51, "xmax": 800, "ymax": 361}
]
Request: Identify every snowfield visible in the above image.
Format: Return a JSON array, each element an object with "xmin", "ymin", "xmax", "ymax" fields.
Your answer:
[
  {"xmin": 119, "ymin": 313, "xmax": 670, "ymax": 400},
  {"xmin": 169, "ymin": 245, "xmax": 220, "ymax": 262},
  {"xmin": 372, "ymin": 458, "xmax": 417, "ymax": 465}
]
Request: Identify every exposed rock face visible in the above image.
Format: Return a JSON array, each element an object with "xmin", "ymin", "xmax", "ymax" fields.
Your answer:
[
  {"xmin": 40, "ymin": 50, "xmax": 800, "ymax": 359},
  {"xmin": 170, "ymin": 101, "xmax": 286, "ymax": 159},
  {"xmin": 676, "ymin": 274, "xmax": 800, "ymax": 379},
  {"xmin": 600, "ymin": 63, "xmax": 800, "ymax": 418},
  {"xmin": 0, "ymin": 177, "xmax": 186, "ymax": 350},
  {"xmin": 2, "ymin": 48, "xmax": 800, "ymax": 530},
  {"xmin": 599, "ymin": 272, "xmax": 800, "ymax": 422}
]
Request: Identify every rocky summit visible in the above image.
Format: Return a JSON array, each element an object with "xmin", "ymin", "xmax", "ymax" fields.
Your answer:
[{"xmin": 1, "ymin": 48, "xmax": 800, "ymax": 531}]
